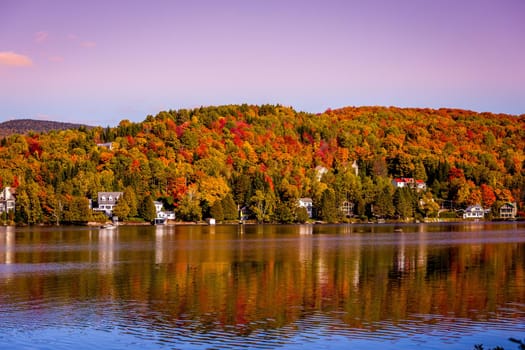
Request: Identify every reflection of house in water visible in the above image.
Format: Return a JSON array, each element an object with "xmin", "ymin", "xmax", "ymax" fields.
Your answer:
[
  {"xmin": 316, "ymin": 237, "xmax": 329, "ymax": 288},
  {"xmin": 155, "ymin": 226, "xmax": 175, "ymax": 264},
  {"xmin": 340, "ymin": 224, "xmax": 354, "ymax": 235},
  {"xmin": 298, "ymin": 228, "xmax": 313, "ymax": 268},
  {"xmin": 99, "ymin": 229, "xmax": 117, "ymax": 273},
  {"xmin": 299, "ymin": 224, "xmax": 313, "ymax": 235},
  {"xmin": 392, "ymin": 228, "xmax": 429, "ymax": 274},
  {"xmin": 417, "ymin": 227, "xmax": 428, "ymax": 269},
  {"xmin": 395, "ymin": 232, "xmax": 407, "ymax": 272},
  {"xmin": 0, "ymin": 226, "xmax": 15, "ymax": 264}
]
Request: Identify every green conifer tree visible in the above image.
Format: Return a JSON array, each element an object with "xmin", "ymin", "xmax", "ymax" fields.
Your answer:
[{"xmin": 139, "ymin": 195, "xmax": 157, "ymax": 222}]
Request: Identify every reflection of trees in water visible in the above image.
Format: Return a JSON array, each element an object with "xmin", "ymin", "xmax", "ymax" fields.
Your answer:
[
  {"xmin": 141, "ymin": 228, "xmax": 525, "ymax": 336},
  {"xmin": 1, "ymin": 224, "xmax": 524, "ymax": 345}
]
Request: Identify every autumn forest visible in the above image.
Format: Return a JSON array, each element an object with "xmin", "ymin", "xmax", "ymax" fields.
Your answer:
[{"xmin": 0, "ymin": 105, "xmax": 523, "ymax": 224}]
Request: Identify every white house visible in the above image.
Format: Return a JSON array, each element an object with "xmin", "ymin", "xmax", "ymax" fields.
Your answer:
[
  {"xmin": 463, "ymin": 204, "xmax": 485, "ymax": 219},
  {"xmin": 0, "ymin": 187, "xmax": 16, "ymax": 214},
  {"xmin": 154, "ymin": 201, "xmax": 175, "ymax": 220},
  {"xmin": 315, "ymin": 166, "xmax": 328, "ymax": 182},
  {"xmin": 340, "ymin": 201, "xmax": 354, "ymax": 217},
  {"xmin": 97, "ymin": 142, "xmax": 114, "ymax": 150},
  {"xmin": 298, "ymin": 198, "xmax": 313, "ymax": 218},
  {"xmin": 154, "ymin": 201, "xmax": 163, "ymax": 213},
  {"xmin": 499, "ymin": 202, "xmax": 517, "ymax": 219},
  {"xmin": 94, "ymin": 192, "xmax": 123, "ymax": 216},
  {"xmin": 392, "ymin": 178, "xmax": 427, "ymax": 191}
]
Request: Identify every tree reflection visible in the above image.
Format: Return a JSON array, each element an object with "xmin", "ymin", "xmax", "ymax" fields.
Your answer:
[{"xmin": 0, "ymin": 224, "xmax": 524, "ymax": 342}]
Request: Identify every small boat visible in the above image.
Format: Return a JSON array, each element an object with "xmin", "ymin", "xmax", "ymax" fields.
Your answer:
[{"xmin": 100, "ymin": 223, "xmax": 117, "ymax": 229}]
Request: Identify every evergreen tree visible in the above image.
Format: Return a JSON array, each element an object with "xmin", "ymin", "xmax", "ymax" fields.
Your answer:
[
  {"xmin": 71, "ymin": 197, "xmax": 91, "ymax": 221},
  {"xmin": 14, "ymin": 188, "xmax": 30, "ymax": 224},
  {"xmin": 295, "ymin": 206, "xmax": 309, "ymax": 223},
  {"xmin": 374, "ymin": 186, "xmax": 395, "ymax": 218},
  {"xmin": 123, "ymin": 187, "xmax": 138, "ymax": 217},
  {"xmin": 27, "ymin": 182, "xmax": 43, "ymax": 224},
  {"xmin": 221, "ymin": 193, "xmax": 238, "ymax": 220},
  {"xmin": 176, "ymin": 193, "xmax": 202, "ymax": 222},
  {"xmin": 319, "ymin": 189, "xmax": 338, "ymax": 223},
  {"xmin": 139, "ymin": 195, "xmax": 157, "ymax": 222},
  {"xmin": 274, "ymin": 200, "xmax": 295, "ymax": 223},
  {"xmin": 210, "ymin": 201, "xmax": 224, "ymax": 221},
  {"xmin": 394, "ymin": 187, "xmax": 414, "ymax": 219},
  {"xmin": 112, "ymin": 196, "xmax": 131, "ymax": 220}
]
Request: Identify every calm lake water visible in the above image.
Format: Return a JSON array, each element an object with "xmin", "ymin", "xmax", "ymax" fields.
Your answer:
[{"xmin": 0, "ymin": 223, "xmax": 524, "ymax": 350}]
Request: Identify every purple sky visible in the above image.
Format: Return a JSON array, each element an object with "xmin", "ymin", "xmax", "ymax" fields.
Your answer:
[{"xmin": 1, "ymin": 0, "xmax": 524, "ymax": 125}]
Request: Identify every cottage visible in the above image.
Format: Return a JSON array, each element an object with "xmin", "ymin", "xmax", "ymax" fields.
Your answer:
[
  {"xmin": 298, "ymin": 198, "xmax": 313, "ymax": 218},
  {"xmin": 0, "ymin": 187, "xmax": 15, "ymax": 214},
  {"xmin": 499, "ymin": 202, "xmax": 517, "ymax": 219},
  {"xmin": 97, "ymin": 142, "xmax": 113, "ymax": 150},
  {"xmin": 340, "ymin": 201, "xmax": 354, "ymax": 217},
  {"xmin": 154, "ymin": 201, "xmax": 175, "ymax": 220},
  {"xmin": 94, "ymin": 191, "xmax": 123, "ymax": 216},
  {"xmin": 392, "ymin": 178, "xmax": 427, "ymax": 191},
  {"xmin": 154, "ymin": 201, "xmax": 163, "ymax": 213},
  {"xmin": 463, "ymin": 204, "xmax": 485, "ymax": 219}
]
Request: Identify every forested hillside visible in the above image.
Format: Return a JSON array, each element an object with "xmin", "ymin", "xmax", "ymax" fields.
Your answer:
[
  {"xmin": 0, "ymin": 105, "xmax": 523, "ymax": 224},
  {"xmin": 0, "ymin": 119, "xmax": 91, "ymax": 137}
]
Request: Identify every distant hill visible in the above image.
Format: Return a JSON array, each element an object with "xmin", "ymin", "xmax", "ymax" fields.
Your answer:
[{"xmin": 0, "ymin": 119, "xmax": 92, "ymax": 137}]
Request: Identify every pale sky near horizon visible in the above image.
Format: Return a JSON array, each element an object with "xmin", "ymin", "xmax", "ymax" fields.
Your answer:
[{"xmin": 1, "ymin": 0, "xmax": 524, "ymax": 126}]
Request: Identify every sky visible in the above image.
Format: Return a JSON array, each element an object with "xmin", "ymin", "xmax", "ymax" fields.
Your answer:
[{"xmin": 0, "ymin": 0, "xmax": 524, "ymax": 126}]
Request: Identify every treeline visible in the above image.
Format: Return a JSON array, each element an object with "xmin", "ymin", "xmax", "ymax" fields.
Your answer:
[
  {"xmin": 0, "ymin": 105, "xmax": 523, "ymax": 224},
  {"xmin": 0, "ymin": 119, "xmax": 91, "ymax": 137}
]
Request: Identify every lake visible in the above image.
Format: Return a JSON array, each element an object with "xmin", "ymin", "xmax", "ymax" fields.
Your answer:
[{"xmin": 0, "ymin": 222, "xmax": 524, "ymax": 349}]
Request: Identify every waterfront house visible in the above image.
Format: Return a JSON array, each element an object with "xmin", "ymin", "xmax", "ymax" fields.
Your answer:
[
  {"xmin": 0, "ymin": 187, "xmax": 15, "ymax": 214},
  {"xmin": 463, "ymin": 204, "xmax": 485, "ymax": 219},
  {"xmin": 499, "ymin": 202, "xmax": 517, "ymax": 219},
  {"xmin": 154, "ymin": 201, "xmax": 175, "ymax": 220},
  {"xmin": 298, "ymin": 197, "xmax": 313, "ymax": 218},
  {"xmin": 340, "ymin": 201, "xmax": 354, "ymax": 217},
  {"xmin": 94, "ymin": 192, "xmax": 123, "ymax": 216}
]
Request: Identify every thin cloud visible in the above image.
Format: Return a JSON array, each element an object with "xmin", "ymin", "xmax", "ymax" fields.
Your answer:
[
  {"xmin": 0, "ymin": 51, "xmax": 33, "ymax": 67},
  {"xmin": 48, "ymin": 55, "xmax": 64, "ymax": 63},
  {"xmin": 35, "ymin": 31, "xmax": 49, "ymax": 43},
  {"xmin": 81, "ymin": 41, "xmax": 97, "ymax": 48},
  {"xmin": 67, "ymin": 33, "xmax": 96, "ymax": 48}
]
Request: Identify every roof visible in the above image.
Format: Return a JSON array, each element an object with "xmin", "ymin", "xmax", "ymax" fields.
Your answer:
[
  {"xmin": 501, "ymin": 202, "xmax": 515, "ymax": 208},
  {"xmin": 0, "ymin": 187, "xmax": 15, "ymax": 200},
  {"xmin": 465, "ymin": 204, "xmax": 483, "ymax": 210}
]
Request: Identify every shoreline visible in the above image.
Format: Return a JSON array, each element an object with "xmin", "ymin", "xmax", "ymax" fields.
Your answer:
[{"xmin": 3, "ymin": 217, "xmax": 521, "ymax": 229}]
